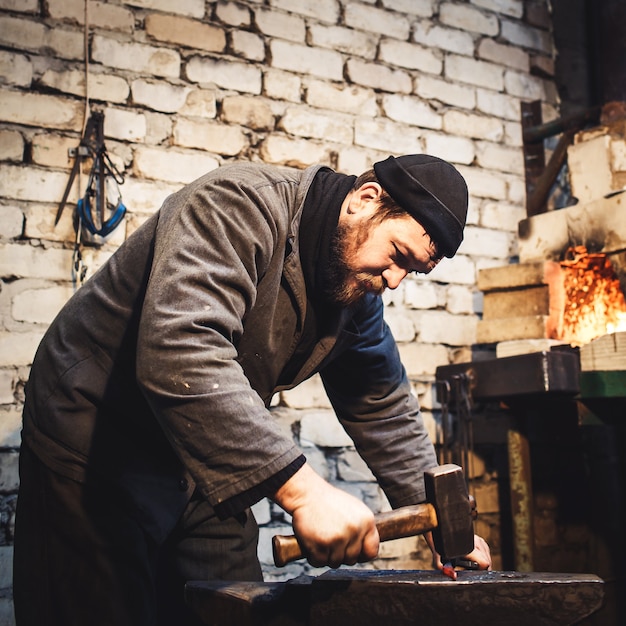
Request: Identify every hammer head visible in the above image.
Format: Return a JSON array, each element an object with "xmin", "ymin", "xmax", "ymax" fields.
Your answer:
[{"xmin": 424, "ymin": 464, "xmax": 475, "ymax": 559}]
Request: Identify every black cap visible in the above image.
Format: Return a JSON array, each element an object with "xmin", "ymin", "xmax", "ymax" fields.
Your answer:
[{"xmin": 373, "ymin": 154, "xmax": 468, "ymax": 257}]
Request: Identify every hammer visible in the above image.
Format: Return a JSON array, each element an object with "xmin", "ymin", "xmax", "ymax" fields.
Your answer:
[{"xmin": 272, "ymin": 463, "xmax": 476, "ymax": 568}]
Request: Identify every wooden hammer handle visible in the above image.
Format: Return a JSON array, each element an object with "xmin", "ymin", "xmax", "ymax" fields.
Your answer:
[{"xmin": 272, "ymin": 502, "xmax": 437, "ymax": 567}]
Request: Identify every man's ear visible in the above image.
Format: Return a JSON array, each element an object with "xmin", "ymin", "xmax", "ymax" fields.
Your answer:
[{"xmin": 346, "ymin": 182, "xmax": 383, "ymax": 215}]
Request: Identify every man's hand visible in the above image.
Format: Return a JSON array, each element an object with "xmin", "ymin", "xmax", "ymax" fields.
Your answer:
[
  {"xmin": 273, "ymin": 462, "xmax": 379, "ymax": 568},
  {"xmin": 425, "ymin": 531, "xmax": 492, "ymax": 571}
]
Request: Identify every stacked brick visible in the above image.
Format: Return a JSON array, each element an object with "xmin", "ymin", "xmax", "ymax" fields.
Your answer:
[{"xmin": 0, "ymin": 0, "xmax": 556, "ymax": 607}]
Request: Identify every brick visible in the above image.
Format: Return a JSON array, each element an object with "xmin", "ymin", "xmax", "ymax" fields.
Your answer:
[
  {"xmin": 500, "ymin": 18, "xmax": 552, "ymax": 54},
  {"xmin": 0, "ymin": 129, "xmax": 24, "ymax": 162},
  {"xmin": 443, "ymin": 110, "xmax": 503, "ymax": 142},
  {"xmin": 122, "ymin": 0, "xmax": 205, "ymax": 18},
  {"xmin": 116, "ymin": 177, "xmax": 180, "ymax": 213},
  {"xmin": 440, "ymin": 2, "xmax": 499, "ymax": 36},
  {"xmin": 270, "ymin": 0, "xmax": 341, "ymax": 23},
  {"xmin": 308, "ymin": 24, "xmax": 377, "ymax": 59},
  {"xmin": 344, "ymin": 3, "xmax": 410, "ymax": 39},
  {"xmin": 481, "ymin": 201, "xmax": 526, "ymax": 233},
  {"xmin": 0, "ymin": 370, "xmax": 15, "ymax": 405},
  {"xmin": 475, "ymin": 88, "xmax": 520, "ymax": 121},
  {"xmin": 414, "ymin": 75, "xmax": 476, "ymax": 109},
  {"xmin": 263, "ymin": 69, "xmax": 301, "ymax": 103},
  {"xmin": 145, "ymin": 13, "xmax": 226, "ymax": 53},
  {"xmin": 398, "ymin": 341, "xmax": 450, "ymax": 375},
  {"xmin": 186, "ymin": 56, "xmax": 262, "ymax": 94},
  {"xmin": 418, "ymin": 310, "xmax": 477, "ymax": 346},
  {"xmin": 478, "ymin": 38, "xmax": 529, "ymax": 71},
  {"xmin": 504, "ymin": 69, "xmax": 547, "ymax": 100},
  {"xmin": 281, "ymin": 374, "xmax": 332, "ymax": 409},
  {"xmin": 354, "ymin": 117, "xmax": 422, "ymax": 154},
  {"xmin": 47, "ymin": 0, "xmax": 134, "ymax": 33},
  {"xmin": 12, "ymin": 284, "xmax": 74, "ymax": 324},
  {"xmin": 173, "ymin": 118, "xmax": 248, "ymax": 156},
  {"xmin": 567, "ymin": 135, "xmax": 613, "ymax": 203},
  {"xmin": 447, "ymin": 285, "xmax": 475, "ymax": 314},
  {"xmin": 133, "ymin": 145, "xmax": 219, "ymax": 184},
  {"xmin": 0, "ymin": 241, "xmax": 72, "ymax": 280},
  {"xmin": 476, "ymin": 315, "xmax": 551, "ymax": 343},
  {"xmin": 463, "ymin": 225, "xmax": 514, "ymax": 259},
  {"xmin": 0, "ymin": 204, "xmax": 23, "ymax": 239},
  {"xmin": 335, "ymin": 146, "xmax": 387, "ymax": 177},
  {"xmin": 279, "ymin": 107, "xmax": 353, "ymax": 144},
  {"xmin": 383, "ymin": 308, "xmax": 416, "ymax": 342},
  {"xmin": 0, "ymin": 0, "xmax": 38, "ymax": 11},
  {"xmin": 131, "ymin": 79, "xmax": 190, "ymax": 113},
  {"xmin": 143, "ymin": 111, "xmax": 172, "ymax": 146},
  {"xmin": 346, "ymin": 58, "xmax": 411, "ymax": 94},
  {"xmin": 337, "ymin": 449, "xmax": 376, "ymax": 482},
  {"xmin": 0, "ymin": 330, "xmax": 44, "ymax": 366},
  {"xmin": 255, "ymin": 8, "xmax": 305, "ymax": 42},
  {"xmin": 379, "ymin": 40, "xmax": 442, "ymax": 74},
  {"xmin": 300, "ymin": 409, "xmax": 353, "ymax": 447},
  {"xmin": 305, "ymin": 79, "xmax": 376, "ymax": 116},
  {"xmin": 530, "ymin": 53, "xmax": 554, "ymax": 78},
  {"xmin": 269, "ymin": 40, "xmax": 343, "ymax": 81},
  {"xmin": 429, "ymin": 254, "xmax": 476, "ymax": 285},
  {"xmin": 259, "ymin": 134, "xmax": 329, "ymax": 168},
  {"xmin": 0, "ymin": 50, "xmax": 32, "ymax": 87},
  {"xmin": 0, "ymin": 450, "xmax": 19, "ymax": 490},
  {"xmin": 40, "ymin": 69, "xmax": 130, "ymax": 104},
  {"xmin": 215, "ymin": 1, "xmax": 251, "ymax": 27},
  {"xmin": 0, "ymin": 164, "xmax": 79, "ymax": 205},
  {"xmin": 423, "ymin": 132, "xmax": 475, "ymax": 165},
  {"xmin": 22, "ymin": 203, "xmax": 74, "ymax": 242},
  {"xmin": 404, "ymin": 280, "xmax": 438, "ymax": 309},
  {"xmin": 412, "ymin": 22, "xmax": 474, "ymax": 56},
  {"xmin": 231, "ymin": 30, "xmax": 265, "ymax": 62},
  {"xmin": 471, "ymin": 0, "xmax": 523, "ymax": 19},
  {"xmin": 382, "ymin": 94, "xmax": 442, "ymax": 130},
  {"xmin": 104, "ymin": 107, "xmax": 147, "ymax": 143},
  {"xmin": 445, "ymin": 54, "xmax": 504, "ymax": 90},
  {"xmin": 222, "ymin": 95, "xmax": 274, "ymax": 131},
  {"xmin": 381, "ymin": 0, "xmax": 435, "ymax": 18},
  {"xmin": 481, "ymin": 285, "xmax": 550, "ymax": 323},
  {"xmin": 31, "ymin": 133, "xmax": 75, "ymax": 168},
  {"xmin": 476, "ymin": 140, "xmax": 525, "ymax": 175},
  {"xmin": 180, "ymin": 89, "xmax": 217, "ymax": 119},
  {"xmin": 92, "ymin": 35, "xmax": 180, "ymax": 78},
  {"xmin": 0, "ymin": 90, "xmax": 83, "ymax": 131}
]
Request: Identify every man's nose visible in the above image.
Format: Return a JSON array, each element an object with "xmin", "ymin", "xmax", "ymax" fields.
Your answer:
[{"xmin": 382, "ymin": 266, "xmax": 408, "ymax": 289}]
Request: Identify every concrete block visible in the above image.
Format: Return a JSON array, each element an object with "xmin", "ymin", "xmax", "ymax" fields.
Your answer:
[
  {"xmin": 344, "ymin": 3, "xmax": 410, "ymax": 39},
  {"xmin": 47, "ymin": 0, "xmax": 134, "ymax": 32},
  {"xmin": 131, "ymin": 79, "xmax": 190, "ymax": 114},
  {"xmin": 418, "ymin": 310, "xmax": 478, "ymax": 346},
  {"xmin": 259, "ymin": 135, "xmax": 329, "ymax": 168},
  {"xmin": 222, "ymin": 95, "xmax": 274, "ymax": 130},
  {"xmin": 0, "ymin": 50, "xmax": 32, "ymax": 87},
  {"xmin": 567, "ymin": 134, "xmax": 613, "ymax": 204},
  {"xmin": 271, "ymin": 0, "xmax": 341, "ymax": 23},
  {"xmin": 412, "ymin": 22, "xmax": 474, "ymax": 56},
  {"xmin": 0, "ymin": 130, "xmax": 23, "ymax": 163},
  {"xmin": 476, "ymin": 315, "xmax": 552, "ymax": 343},
  {"xmin": 445, "ymin": 54, "xmax": 505, "ymax": 91},
  {"xmin": 92, "ymin": 35, "xmax": 180, "ymax": 78},
  {"xmin": 186, "ymin": 56, "xmax": 262, "ymax": 94},
  {"xmin": 279, "ymin": 107, "xmax": 353, "ymax": 144},
  {"xmin": 0, "ymin": 90, "xmax": 82, "ymax": 131},
  {"xmin": 354, "ymin": 117, "xmax": 422, "ymax": 154},
  {"xmin": 382, "ymin": 94, "xmax": 442, "ymax": 130},
  {"xmin": 415, "ymin": 76, "xmax": 476, "ymax": 109},
  {"xmin": 145, "ymin": 13, "xmax": 225, "ymax": 53},
  {"xmin": 440, "ymin": 2, "xmax": 499, "ymax": 35},
  {"xmin": 173, "ymin": 119, "xmax": 248, "ymax": 156},
  {"xmin": 305, "ymin": 79, "xmax": 377, "ymax": 116},
  {"xmin": 379, "ymin": 40, "xmax": 442, "ymax": 74},
  {"xmin": 482, "ymin": 285, "xmax": 550, "ymax": 320},
  {"xmin": 255, "ymin": 8, "xmax": 305, "ymax": 42},
  {"xmin": 230, "ymin": 30, "xmax": 265, "ymax": 62},
  {"xmin": 346, "ymin": 58, "xmax": 412, "ymax": 94},
  {"xmin": 308, "ymin": 24, "xmax": 377, "ymax": 59},
  {"xmin": 269, "ymin": 40, "xmax": 343, "ymax": 81}
]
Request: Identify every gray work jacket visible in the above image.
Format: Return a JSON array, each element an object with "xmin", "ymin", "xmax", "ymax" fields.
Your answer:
[{"xmin": 23, "ymin": 162, "xmax": 437, "ymax": 541}]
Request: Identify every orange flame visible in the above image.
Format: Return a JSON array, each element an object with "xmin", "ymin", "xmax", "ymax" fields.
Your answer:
[{"xmin": 560, "ymin": 246, "xmax": 626, "ymax": 346}]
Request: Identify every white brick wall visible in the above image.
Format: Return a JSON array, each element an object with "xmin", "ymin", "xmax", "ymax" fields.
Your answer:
[{"xmin": 0, "ymin": 0, "xmax": 558, "ymax": 593}]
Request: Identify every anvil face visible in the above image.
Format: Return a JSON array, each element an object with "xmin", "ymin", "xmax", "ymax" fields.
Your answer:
[{"xmin": 185, "ymin": 569, "xmax": 604, "ymax": 626}]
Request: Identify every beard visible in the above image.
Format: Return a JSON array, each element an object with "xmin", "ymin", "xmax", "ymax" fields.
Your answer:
[{"xmin": 323, "ymin": 219, "xmax": 385, "ymax": 307}]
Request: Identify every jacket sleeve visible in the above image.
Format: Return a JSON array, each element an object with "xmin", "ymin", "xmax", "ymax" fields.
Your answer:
[
  {"xmin": 320, "ymin": 294, "xmax": 438, "ymax": 507},
  {"xmin": 135, "ymin": 168, "xmax": 303, "ymax": 508}
]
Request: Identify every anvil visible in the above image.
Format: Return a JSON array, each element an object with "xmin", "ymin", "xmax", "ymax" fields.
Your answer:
[{"xmin": 185, "ymin": 569, "xmax": 604, "ymax": 626}]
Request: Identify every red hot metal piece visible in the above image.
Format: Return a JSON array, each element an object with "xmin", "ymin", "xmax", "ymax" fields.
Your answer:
[{"xmin": 442, "ymin": 562, "xmax": 457, "ymax": 580}]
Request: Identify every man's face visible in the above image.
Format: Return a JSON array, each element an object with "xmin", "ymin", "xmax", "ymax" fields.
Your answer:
[{"xmin": 325, "ymin": 184, "xmax": 443, "ymax": 306}]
